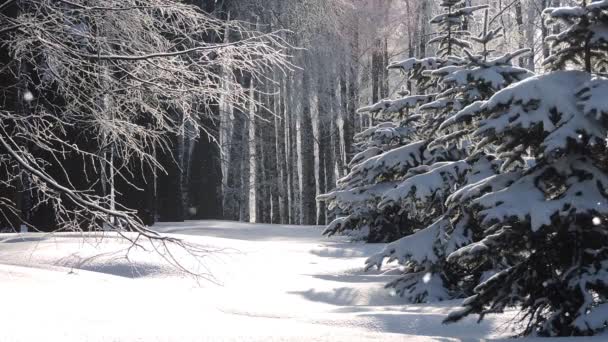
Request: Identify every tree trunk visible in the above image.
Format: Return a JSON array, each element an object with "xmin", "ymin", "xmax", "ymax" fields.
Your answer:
[
  {"xmin": 225, "ymin": 71, "xmax": 251, "ymax": 220},
  {"xmin": 286, "ymin": 75, "xmax": 300, "ymax": 224},
  {"xmin": 515, "ymin": 1, "xmax": 525, "ymax": 67},
  {"xmin": 339, "ymin": 64, "xmax": 350, "ymax": 173},
  {"xmin": 276, "ymin": 76, "xmax": 289, "ymax": 223},
  {"xmin": 299, "ymin": 53, "xmax": 316, "ymax": 225},
  {"xmin": 382, "ymin": 37, "xmax": 389, "ymax": 99},
  {"xmin": 264, "ymin": 79, "xmax": 280, "ymax": 224},
  {"xmin": 316, "ymin": 72, "xmax": 328, "ymax": 225},
  {"xmin": 322, "ymin": 71, "xmax": 337, "ymax": 223},
  {"xmin": 247, "ymin": 79, "xmax": 258, "ymax": 222},
  {"xmin": 348, "ymin": 20, "xmax": 360, "ymax": 152},
  {"xmin": 253, "ymin": 88, "xmax": 265, "ymax": 223}
]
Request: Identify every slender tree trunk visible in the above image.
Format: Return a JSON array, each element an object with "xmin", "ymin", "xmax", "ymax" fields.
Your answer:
[
  {"xmin": 316, "ymin": 72, "xmax": 328, "ymax": 225},
  {"xmin": 253, "ymin": 88, "xmax": 265, "ymax": 223},
  {"xmin": 524, "ymin": 0, "xmax": 536, "ymax": 70},
  {"xmin": 322, "ymin": 71, "xmax": 336, "ymax": 222},
  {"xmin": 240, "ymin": 123, "xmax": 251, "ymax": 222},
  {"xmin": 348, "ymin": 19, "xmax": 360, "ymax": 142},
  {"xmin": 264, "ymin": 79, "xmax": 280, "ymax": 224},
  {"xmin": 382, "ymin": 37, "xmax": 389, "ymax": 99},
  {"xmin": 299, "ymin": 53, "xmax": 316, "ymax": 225},
  {"xmin": 371, "ymin": 41, "xmax": 380, "ymax": 105},
  {"xmin": 419, "ymin": 0, "xmax": 428, "ymax": 59},
  {"xmin": 339, "ymin": 64, "xmax": 351, "ymax": 173},
  {"xmin": 276, "ymin": 76, "xmax": 289, "ymax": 224},
  {"xmin": 286, "ymin": 75, "xmax": 300, "ymax": 224},
  {"xmin": 515, "ymin": 1, "xmax": 525, "ymax": 66},
  {"xmin": 248, "ymin": 79, "xmax": 259, "ymax": 222},
  {"xmin": 541, "ymin": 0, "xmax": 550, "ymax": 60},
  {"xmin": 225, "ymin": 71, "xmax": 251, "ymax": 220}
]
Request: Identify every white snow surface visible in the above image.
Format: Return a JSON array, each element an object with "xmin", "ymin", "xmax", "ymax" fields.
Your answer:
[{"xmin": 0, "ymin": 220, "xmax": 603, "ymax": 341}]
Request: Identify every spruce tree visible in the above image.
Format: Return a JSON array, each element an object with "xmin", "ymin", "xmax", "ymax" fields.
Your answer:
[
  {"xmin": 319, "ymin": 1, "xmax": 487, "ymax": 243},
  {"xmin": 443, "ymin": 1, "xmax": 608, "ymax": 336},
  {"xmin": 318, "ymin": 85, "xmax": 439, "ymax": 242},
  {"xmin": 429, "ymin": 0, "xmax": 488, "ymax": 58},
  {"xmin": 365, "ymin": 8, "xmax": 533, "ymax": 303}
]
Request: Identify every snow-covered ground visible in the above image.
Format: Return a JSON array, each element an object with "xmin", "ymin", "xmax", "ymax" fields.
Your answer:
[{"xmin": 0, "ymin": 221, "xmax": 601, "ymax": 341}]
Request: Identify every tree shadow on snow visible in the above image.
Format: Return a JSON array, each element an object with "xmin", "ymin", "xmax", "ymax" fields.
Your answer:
[
  {"xmin": 290, "ymin": 287, "xmax": 399, "ymax": 307},
  {"xmin": 54, "ymin": 252, "xmax": 172, "ymax": 279},
  {"xmin": 311, "ymin": 273, "xmax": 397, "ymax": 283},
  {"xmin": 292, "ymin": 286, "xmax": 502, "ymax": 339},
  {"xmin": 309, "ymin": 247, "xmax": 368, "ymax": 258}
]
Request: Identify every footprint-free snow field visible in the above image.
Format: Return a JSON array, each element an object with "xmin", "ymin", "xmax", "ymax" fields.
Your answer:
[{"xmin": 0, "ymin": 221, "xmax": 601, "ymax": 341}]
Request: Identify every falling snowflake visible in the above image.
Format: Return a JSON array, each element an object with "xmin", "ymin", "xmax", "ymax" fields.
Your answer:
[
  {"xmin": 23, "ymin": 91, "xmax": 34, "ymax": 102},
  {"xmin": 422, "ymin": 272, "xmax": 432, "ymax": 284},
  {"xmin": 592, "ymin": 217, "xmax": 602, "ymax": 226}
]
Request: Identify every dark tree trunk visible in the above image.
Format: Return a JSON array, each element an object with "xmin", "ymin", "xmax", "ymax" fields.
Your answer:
[
  {"xmin": 515, "ymin": 1, "xmax": 525, "ymax": 66},
  {"xmin": 371, "ymin": 42, "xmax": 380, "ymax": 105},
  {"xmin": 340, "ymin": 64, "xmax": 352, "ymax": 172},
  {"xmin": 347, "ymin": 22, "xmax": 359, "ymax": 158},
  {"xmin": 299, "ymin": 53, "xmax": 316, "ymax": 225},
  {"xmin": 382, "ymin": 38, "xmax": 389, "ymax": 99}
]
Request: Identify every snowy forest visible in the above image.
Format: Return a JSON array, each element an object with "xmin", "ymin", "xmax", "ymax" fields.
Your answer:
[{"xmin": 2, "ymin": 0, "xmax": 608, "ymax": 340}]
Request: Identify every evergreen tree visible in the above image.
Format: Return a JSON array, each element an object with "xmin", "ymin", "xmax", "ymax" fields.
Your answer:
[
  {"xmin": 365, "ymin": 9, "xmax": 532, "ymax": 303},
  {"xmin": 319, "ymin": 0, "xmax": 487, "ymax": 243},
  {"xmin": 442, "ymin": 1, "xmax": 608, "ymax": 336},
  {"xmin": 318, "ymin": 87, "xmax": 438, "ymax": 242},
  {"xmin": 429, "ymin": 0, "xmax": 488, "ymax": 58}
]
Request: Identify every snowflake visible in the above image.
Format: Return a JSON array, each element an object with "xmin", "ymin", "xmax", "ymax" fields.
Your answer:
[
  {"xmin": 422, "ymin": 272, "xmax": 432, "ymax": 284},
  {"xmin": 23, "ymin": 91, "xmax": 34, "ymax": 102}
]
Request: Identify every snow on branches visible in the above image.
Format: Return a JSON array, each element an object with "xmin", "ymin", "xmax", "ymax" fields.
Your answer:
[
  {"xmin": 445, "ymin": 70, "xmax": 608, "ymax": 336},
  {"xmin": 0, "ymin": 0, "xmax": 290, "ymax": 268}
]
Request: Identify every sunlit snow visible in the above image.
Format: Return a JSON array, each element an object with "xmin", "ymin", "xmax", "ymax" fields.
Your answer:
[{"xmin": 1, "ymin": 221, "xmax": 604, "ymax": 341}]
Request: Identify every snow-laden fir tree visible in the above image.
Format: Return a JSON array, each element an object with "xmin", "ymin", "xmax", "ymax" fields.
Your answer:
[
  {"xmin": 317, "ymin": 83, "xmax": 439, "ymax": 242},
  {"xmin": 364, "ymin": 9, "xmax": 534, "ymax": 303},
  {"xmin": 318, "ymin": 1, "xmax": 488, "ymax": 243},
  {"xmin": 429, "ymin": 0, "xmax": 489, "ymax": 58},
  {"xmin": 443, "ymin": 1, "xmax": 608, "ymax": 336}
]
